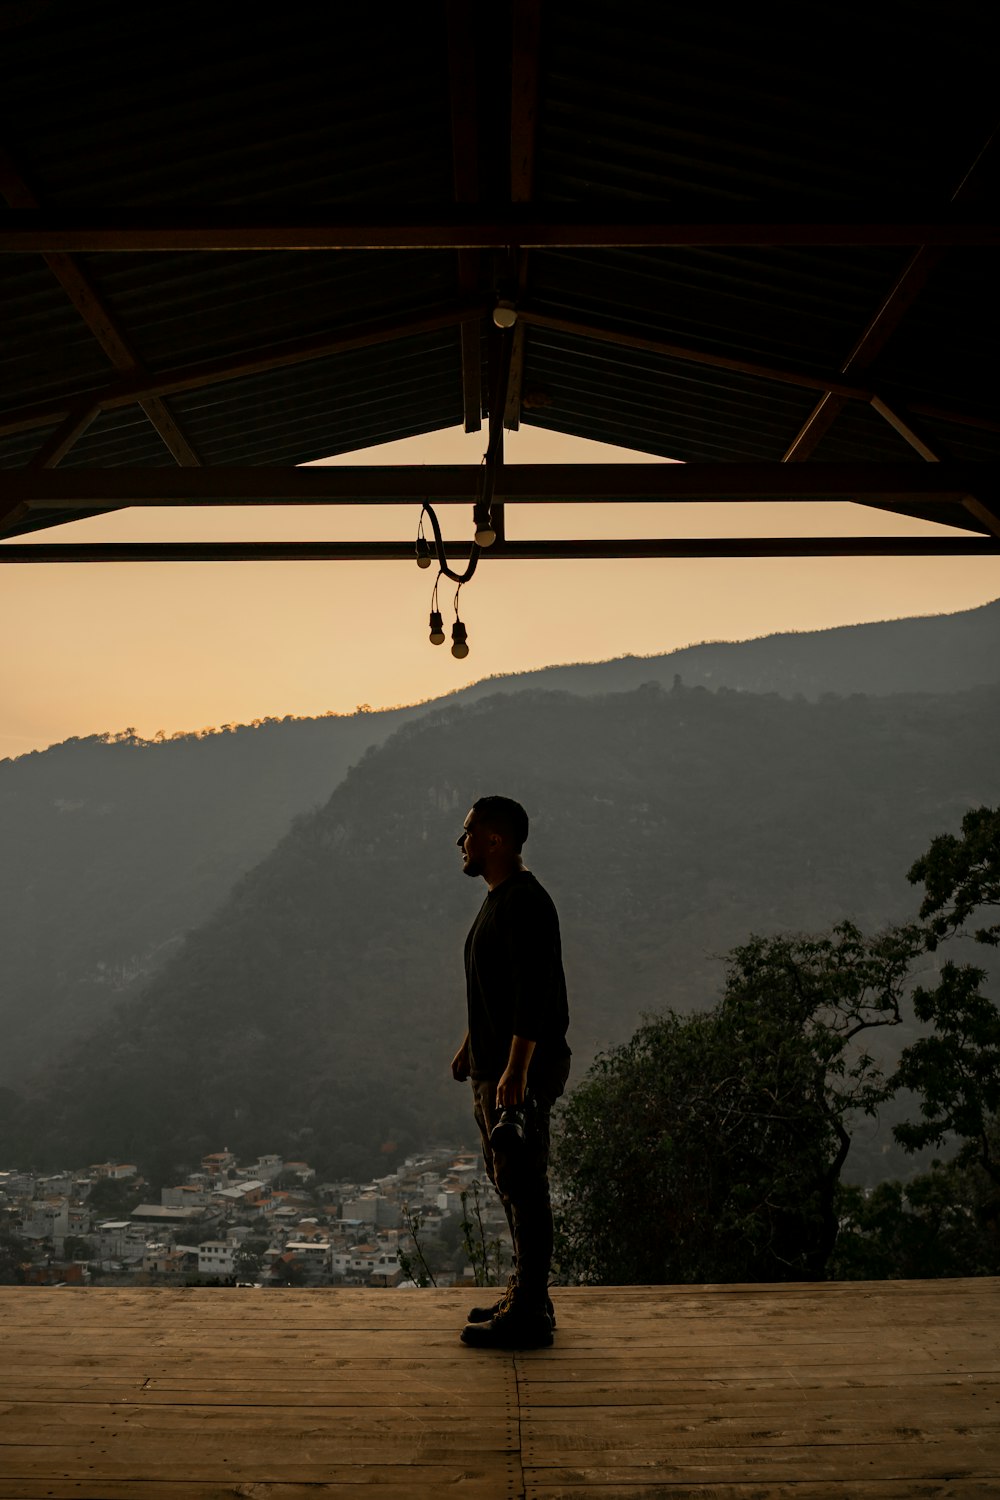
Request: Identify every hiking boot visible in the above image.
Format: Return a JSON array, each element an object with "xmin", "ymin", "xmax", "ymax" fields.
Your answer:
[
  {"xmin": 467, "ymin": 1280, "xmax": 557, "ymax": 1329},
  {"xmin": 460, "ymin": 1295, "xmax": 554, "ymax": 1350},
  {"xmin": 467, "ymin": 1276, "xmax": 516, "ymax": 1324}
]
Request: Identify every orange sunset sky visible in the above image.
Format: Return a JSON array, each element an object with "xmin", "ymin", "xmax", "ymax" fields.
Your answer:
[{"xmin": 1, "ymin": 424, "xmax": 997, "ymax": 763}]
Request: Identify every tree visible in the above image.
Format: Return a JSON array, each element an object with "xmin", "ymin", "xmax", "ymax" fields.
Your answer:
[
  {"xmin": 271, "ymin": 1254, "xmax": 305, "ymax": 1286},
  {"xmin": 233, "ymin": 1238, "xmax": 269, "ymax": 1282},
  {"xmin": 831, "ymin": 1146, "xmax": 1000, "ymax": 1280},
  {"xmin": 86, "ymin": 1177, "xmax": 142, "ymax": 1218},
  {"xmin": 908, "ymin": 806, "xmax": 1000, "ymax": 949},
  {"xmin": 0, "ymin": 1231, "xmax": 28, "ymax": 1285},
  {"xmin": 553, "ymin": 922, "xmax": 922, "ymax": 1285},
  {"xmin": 894, "ymin": 807, "xmax": 1000, "ymax": 1186}
]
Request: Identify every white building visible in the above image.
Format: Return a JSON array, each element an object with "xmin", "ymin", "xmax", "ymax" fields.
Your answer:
[
  {"xmin": 21, "ymin": 1196, "xmax": 70, "ymax": 1251},
  {"xmin": 342, "ymin": 1194, "xmax": 401, "ymax": 1229},
  {"xmin": 95, "ymin": 1220, "xmax": 144, "ymax": 1263},
  {"xmin": 161, "ymin": 1184, "xmax": 210, "ymax": 1208},
  {"xmin": 252, "ymin": 1154, "xmax": 283, "ymax": 1182},
  {"xmin": 198, "ymin": 1240, "xmax": 235, "ymax": 1277}
]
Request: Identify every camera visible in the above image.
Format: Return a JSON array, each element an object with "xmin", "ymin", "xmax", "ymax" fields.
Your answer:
[{"xmin": 490, "ymin": 1094, "xmax": 534, "ymax": 1152}]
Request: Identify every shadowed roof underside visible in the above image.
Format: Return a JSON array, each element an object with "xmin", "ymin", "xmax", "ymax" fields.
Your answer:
[{"xmin": 0, "ymin": 1, "xmax": 998, "ymax": 556}]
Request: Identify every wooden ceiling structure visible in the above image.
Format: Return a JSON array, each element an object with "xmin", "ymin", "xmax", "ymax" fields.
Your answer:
[{"xmin": 0, "ymin": 1, "xmax": 998, "ymax": 564}]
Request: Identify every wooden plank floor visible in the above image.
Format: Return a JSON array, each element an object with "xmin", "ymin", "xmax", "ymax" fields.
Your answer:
[{"xmin": 1, "ymin": 1280, "xmax": 998, "ymax": 1498}]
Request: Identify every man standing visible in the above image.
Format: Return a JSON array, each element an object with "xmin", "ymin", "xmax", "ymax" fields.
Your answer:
[{"xmin": 451, "ymin": 795, "xmax": 571, "ymax": 1349}]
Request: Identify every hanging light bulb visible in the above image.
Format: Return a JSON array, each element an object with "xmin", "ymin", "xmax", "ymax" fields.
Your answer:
[
  {"xmin": 493, "ymin": 299, "xmax": 517, "ymax": 329},
  {"xmin": 428, "ymin": 610, "xmax": 446, "ymax": 646},
  {"xmin": 473, "ymin": 501, "xmax": 495, "ymax": 548},
  {"xmin": 415, "ymin": 533, "xmax": 432, "ymax": 569},
  {"xmin": 451, "ymin": 619, "xmax": 469, "ymax": 659}
]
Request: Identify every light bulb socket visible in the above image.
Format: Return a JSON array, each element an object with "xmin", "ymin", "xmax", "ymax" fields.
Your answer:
[
  {"xmin": 451, "ymin": 619, "xmax": 469, "ymax": 659},
  {"xmin": 428, "ymin": 610, "xmax": 446, "ymax": 645}
]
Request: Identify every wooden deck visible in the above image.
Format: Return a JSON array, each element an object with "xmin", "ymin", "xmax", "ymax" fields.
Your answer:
[{"xmin": 1, "ymin": 1280, "xmax": 998, "ymax": 1498}]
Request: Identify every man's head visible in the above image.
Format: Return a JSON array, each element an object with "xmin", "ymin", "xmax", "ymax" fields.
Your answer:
[{"xmin": 458, "ymin": 795, "xmax": 529, "ymax": 884}]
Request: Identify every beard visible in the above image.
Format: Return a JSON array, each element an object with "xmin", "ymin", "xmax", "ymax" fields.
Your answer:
[{"xmin": 462, "ymin": 858, "xmax": 484, "ymax": 878}]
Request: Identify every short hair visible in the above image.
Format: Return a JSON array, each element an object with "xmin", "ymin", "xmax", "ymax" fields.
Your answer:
[{"xmin": 472, "ymin": 795, "xmax": 529, "ymax": 852}]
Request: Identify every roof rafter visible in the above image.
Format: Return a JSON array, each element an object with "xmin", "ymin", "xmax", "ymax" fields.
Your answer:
[
  {"xmin": 503, "ymin": 0, "xmax": 542, "ymax": 433},
  {"xmin": 0, "ymin": 301, "xmax": 488, "ymax": 440},
  {"xmin": 3, "ymin": 461, "xmax": 994, "ymax": 507},
  {"xmin": 4, "ymin": 301, "xmax": 993, "ymax": 448},
  {"xmin": 784, "ymin": 123, "xmax": 999, "ymax": 462},
  {"xmin": 446, "ymin": 0, "xmax": 483, "ymax": 434},
  {"xmin": 1, "ymin": 536, "xmax": 995, "ymax": 564},
  {"xmin": 28, "ymin": 401, "xmax": 100, "ymax": 470},
  {"xmin": 1, "ymin": 207, "xmax": 995, "ymax": 253}
]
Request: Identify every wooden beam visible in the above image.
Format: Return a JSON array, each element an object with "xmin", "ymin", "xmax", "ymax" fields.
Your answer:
[
  {"xmin": 4, "ymin": 462, "xmax": 995, "ymax": 506},
  {"xmin": 0, "ymin": 302, "xmax": 487, "ymax": 440},
  {"xmin": 0, "ymin": 497, "xmax": 31, "ymax": 535},
  {"xmin": 1, "ymin": 207, "xmax": 996, "ymax": 253},
  {"xmin": 29, "ymin": 402, "xmax": 100, "ymax": 469},
  {"xmin": 138, "ymin": 396, "xmax": 201, "ymax": 467},
  {"xmin": 2, "ymin": 536, "xmax": 995, "ymax": 563},
  {"xmin": 504, "ymin": 0, "xmax": 541, "ymax": 433},
  {"xmin": 510, "ymin": 0, "xmax": 541, "ymax": 204},
  {"xmin": 961, "ymin": 496, "xmax": 1000, "ymax": 537},
  {"xmin": 863, "ymin": 399, "xmax": 1000, "ymax": 534},
  {"xmin": 520, "ymin": 307, "xmax": 873, "ymax": 401},
  {"xmin": 447, "ymin": 0, "xmax": 483, "ymax": 434},
  {"xmin": 503, "ymin": 320, "xmax": 526, "ymax": 430}
]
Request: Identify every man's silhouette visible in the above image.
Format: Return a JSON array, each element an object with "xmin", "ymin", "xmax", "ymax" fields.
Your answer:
[{"xmin": 451, "ymin": 795, "xmax": 571, "ymax": 1348}]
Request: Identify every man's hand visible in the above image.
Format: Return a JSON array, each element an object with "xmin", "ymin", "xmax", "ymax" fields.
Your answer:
[
  {"xmin": 496, "ymin": 1035, "xmax": 536, "ymax": 1109},
  {"xmin": 496, "ymin": 1064, "xmax": 529, "ymax": 1110},
  {"xmin": 451, "ymin": 1036, "xmax": 471, "ymax": 1082}
]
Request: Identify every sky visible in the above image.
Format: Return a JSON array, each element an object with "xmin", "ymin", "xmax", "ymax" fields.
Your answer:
[{"xmin": 1, "ymin": 424, "xmax": 997, "ymax": 762}]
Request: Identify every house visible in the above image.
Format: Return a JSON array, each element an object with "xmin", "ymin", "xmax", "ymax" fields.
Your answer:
[
  {"xmin": 282, "ymin": 1161, "xmax": 315, "ymax": 1184},
  {"xmin": 143, "ymin": 1245, "xmax": 193, "ymax": 1277},
  {"xmin": 131, "ymin": 1204, "xmax": 207, "ymax": 1229},
  {"xmin": 201, "ymin": 1151, "xmax": 236, "ymax": 1178},
  {"xmin": 251, "ymin": 1154, "xmax": 283, "ymax": 1182},
  {"xmin": 341, "ymin": 1194, "xmax": 401, "ymax": 1229},
  {"xmin": 214, "ymin": 1180, "xmax": 264, "ymax": 1207},
  {"xmin": 94, "ymin": 1220, "xmax": 145, "ymax": 1266},
  {"xmin": 284, "ymin": 1240, "xmax": 332, "ymax": 1279},
  {"xmin": 197, "ymin": 1240, "xmax": 235, "ymax": 1278},
  {"xmin": 160, "ymin": 1184, "xmax": 211, "ymax": 1209},
  {"xmin": 21, "ymin": 1196, "xmax": 70, "ymax": 1251}
]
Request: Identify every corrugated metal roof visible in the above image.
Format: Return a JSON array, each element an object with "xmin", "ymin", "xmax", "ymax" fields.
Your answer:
[
  {"xmin": 521, "ymin": 322, "xmax": 818, "ymax": 461},
  {"xmin": 0, "ymin": 0, "xmax": 996, "ymax": 526}
]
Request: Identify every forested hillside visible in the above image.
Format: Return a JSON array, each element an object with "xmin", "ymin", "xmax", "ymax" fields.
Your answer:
[
  {"xmin": 5, "ymin": 677, "xmax": 998, "ymax": 1179},
  {"xmin": 2, "ymin": 598, "xmax": 998, "ymax": 1081}
]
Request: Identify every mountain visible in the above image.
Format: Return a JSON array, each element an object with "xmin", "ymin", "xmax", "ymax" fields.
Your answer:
[
  {"xmin": 6, "ymin": 676, "xmax": 999, "ymax": 1178},
  {"xmin": 464, "ymin": 596, "xmax": 1000, "ymax": 701},
  {"xmin": 2, "ymin": 597, "xmax": 997, "ymax": 1086}
]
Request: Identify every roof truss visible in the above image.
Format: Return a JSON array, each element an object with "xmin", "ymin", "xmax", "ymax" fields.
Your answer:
[
  {"xmin": 0, "ymin": 22, "xmax": 997, "ymax": 566},
  {"xmin": 2, "ymin": 462, "xmax": 997, "ymax": 560}
]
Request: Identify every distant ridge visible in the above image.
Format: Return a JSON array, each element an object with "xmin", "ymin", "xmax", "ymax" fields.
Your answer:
[
  {"xmin": 2, "ymin": 596, "xmax": 998, "ymax": 1086},
  {"xmin": 454, "ymin": 598, "xmax": 1000, "ymax": 705},
  {"xmin": 7, "ymin": 675, "xmax": 1000, "ymax": 1177}
]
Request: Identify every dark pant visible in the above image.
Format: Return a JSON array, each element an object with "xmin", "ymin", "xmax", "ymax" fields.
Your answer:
[{"xmin": 471, "ymin": 1060, "xmax": 570, "ymax": 1302}]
